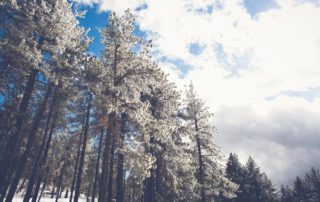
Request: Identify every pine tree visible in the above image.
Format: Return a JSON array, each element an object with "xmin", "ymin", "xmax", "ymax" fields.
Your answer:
[{"xmin": 183, "ymin": 83, "xmax": 237, "ymax": 201}]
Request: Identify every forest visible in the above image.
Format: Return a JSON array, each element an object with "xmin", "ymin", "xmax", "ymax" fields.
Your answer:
[{"xmin": 0, "ymin": 0, "xmax": 319, "ymax": 202}]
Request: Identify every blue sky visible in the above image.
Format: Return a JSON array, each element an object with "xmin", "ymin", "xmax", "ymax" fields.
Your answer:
[
  {"xmin": 75, "ymin": 0, "xmax": 320, "ymax": 186},
  {"xmin": 77, "ymin": 0, "xmax": 281, "ymax": 76}
]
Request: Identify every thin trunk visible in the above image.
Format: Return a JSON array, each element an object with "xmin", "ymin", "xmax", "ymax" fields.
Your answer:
[
  {"xmin": 51, "ymin": 174, "xmax": 58, "ymax": 199},
  {"xmin": 37, "ymin": 179, "xmax": 46, "ymax": 202},
  {"xmin": 107, "ymin": 128, "xmax": 116, "ymax": 202},
  {"xmin": 195, "ymin": 117, "xmax": 206, "ymax": 202},
  {"xmin": 24, "ymin": 90, "xmax": 57, "ymax": 202},
  {"xmin": 5, "ymin": 83, "xmax": 52, "ymax": 202},
  {"xmin": 55, "ymin": 162, "xmax": 67, "ymax": 202},
  {"xmin": 51, "ymin": 186, "xmax": 55, "ymax": 199},
  {"xmin": 92, "ymin": 129, "xmax": 104, "ymax": 202},
  {"xmin": 144, "ymin": 136, "xmax": 156, "ymax": 202},
  {"xmin": 17, "ymin": 177, "xmax": 27, "ymax": 193},
  {"xmin": 86, "ymin": 184, "xmax": 91, "ymax": 202},
  {"xmin": 69, "ymin": 115, "xmax": 86, "ymax": 202},
  {"xmin": 59, "ymin": 187, "xmax": 64, "ymax": 198},
  {"xmin": 0, "ymin": 68, "xmax": 38, "ymax": 199},
  {"xmin": 65, "ymin": 189, "xmax": 69, "ymax": 198},
  {"xmin": 116, "ymin": 113, "xmax": 126, "ymax": 202},
  {"xmin": 32, "ymin": 177, "xmax": 42, "ymax": 202},
  {"xmin": 32, "ymin": 113, "xmax": 57, "ymax": 202},
  {"xmin": 98, "ymin": 113, "xmax": 114, "ymax": 202},
  {"xmin": 74, "ymin": 94, "xmax": 92, "ymax": 202}
]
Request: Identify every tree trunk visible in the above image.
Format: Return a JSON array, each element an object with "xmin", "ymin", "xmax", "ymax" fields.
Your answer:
[
  {"xmin": 51, "ymin": 173, "xmax": 58, "ymax": 199},
  {"xmin": 23, "ymin": 90, "xmax": 57, "ymax": 202},
  {"xmin": 5, "ymin": 83, "xmax": 52, "ymax": 202},
  {"xmin": 32, "ymin": 177, "xmax": 42, "ymax": 202},
  {"xmin": 32, "ymin": 112, "xmax": 58, "ymax": 202},
  {"xmin": 116, "ymin": 113, "xmax": 126, "ymax": 202},
  {"xmin": 195, "ymin": 117, "xmax": 206, "ymax": 202},
  {"xmin": 55, "ymin": 162, "xmax": 67, "ymax": 202},
  {"xmin": 65, "ymin": 189, "xmax": 69, "ymax": 198},
  {"xmin": 98, "ymin": 113, "xmax": 114, "ymax": 202},
  {"xmin": 0, "ymin": 68, "xmax": 38, "ymax": 199},
  {"xmin": 37, "ymin": 179, "xmax": 46, "ymax": 202},
  {"xmin": 69, "ymin": 115, "xmax": 86, "ymax": 202},
  {"xmin": 74, "ymin": 93, "xmax": 92, "ymax": 202},
  {"xmin": 51, "ymin": 185, "xmax": 56, "ymax": 199},
  {"xmin": 144, "ymin": 135, "xmax": 156, "ymax": 202},
  {"xmin": 59, "ymin": 187, "xmax": 64, "ymax": 198},
  {"xmin": 107, "ymin": 126, "xmax": 116, "ymax": 202},
  {"xmin": 92, "ymin": 129, "xmax": 104, "ymax": 202},
  {"xmin": 86, "ymin": 184, "xmax": 91, "ymax": 202}
]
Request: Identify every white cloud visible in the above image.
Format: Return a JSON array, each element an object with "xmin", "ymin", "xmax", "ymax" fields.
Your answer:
[{"xmin": 76, "ymin": 0, "xmax": 320, "ymax": 185}]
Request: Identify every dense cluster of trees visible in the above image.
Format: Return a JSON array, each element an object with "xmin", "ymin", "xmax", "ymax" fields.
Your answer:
[
  {"xmin": 222, "ymin": 153, "xmax": 278, "ymax": 202},
  {"xmin": 0, "ymin": 1, "xmax": 319, "ymax": 202},
  {"xmin": 279, "ymin": 167, "xmax": 320, "ymax": 202},
  {"xmin": 222, "ymin": 153, "xmax": 320, "ymax": 202},
  {"xmin": 0, "ymin": 1, "xmax": 237, "ymax": 201}
]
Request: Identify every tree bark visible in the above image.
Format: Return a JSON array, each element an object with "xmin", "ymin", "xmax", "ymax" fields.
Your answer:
[
  {"xmin": 91, "ymin": 129, "xmax": 104, "ymax": 202},
  {"xmin": 32, "ymin": 112, "xmax": 58, "ymax": 202},
  {"xmin": 32, "ymin": 177, "xmax": 42, "ymax": 202},
  {"xmin": 0, "ymin": 68, "xmax": 38, "ymax": 199},
  {"xmin": 23, "ymin": 90, "xmax": 57, "ymax": 202},
  {"xmin": 37, "ymin": 178, "xmax": 47, "ymax": 202},
  {"xmin": 51, "ymin": 173, "xmax": 58, "ymax": 199},
  {"xmin": 55, "ymin": 162, "xmax": 67, "ymax": 202},
  {"xmin": 69, "ymin": 115, "xmax": 86, "ymax": 202},
  {"xmin": 107, "ymin": 126, "xmax": 116, "ymax": 202},
  {"xmin": 116, "ymin": 113, "xmax": 126, "ymax": 202},
  {"xmin": 98, "ymin": 113, "xmax": 114, "ymax": 202},
  {"xmin": 5, "ymin": 83, "xmax": 52, "ymax": 202},
  {"xmin": 64, "ymin": 189, "xmax": 69, "ymax": 198},
  {"xmin": 195, "ymin": 117, "xmax": 206, "ymax": 202},
  {"xmin": 74, "ymin": 93, "xmax": 92, "ymax": 202}
]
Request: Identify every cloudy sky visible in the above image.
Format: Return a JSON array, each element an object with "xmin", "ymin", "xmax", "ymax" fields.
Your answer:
[{"xmin": 75, "ymin": 0, "xmax": 320, "ymax": 186}]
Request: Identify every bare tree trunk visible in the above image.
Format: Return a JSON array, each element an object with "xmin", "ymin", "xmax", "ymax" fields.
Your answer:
[
  {"xmin": 107, "ymin": 128, "xmax": 116, "ymax": 202},
  {"xmin": 69, "ymin": 115, "xmax": 86, "ymax": 202},
  {"xmin": 195, "ymin": 117, "xmax": 206, "ymax": 202},
  {"xmin": 33, "ymin": 177, "xmax": 42, "ymax": 202},
  {"xmin": 74, "ymin": 93, "xmax": 92, "ymax": 202},
  {"xmin": 98, "ymin": 113, "xmax": 114, "ymax": 202},
  {"xmin": 0, "ymin": 68, "xmax": 38, "ymax": 200},
  {"xmin": 37, "ymin": 178, "xmax": 46, "ymax": 202},
  {"xmin": 86, "ymin": 184, "xmax": 91, "ymax": 202},
  {"xmin": 92, "ymin": 129, "xmax": 104, "ymax": 202},
  {"xmin": 59, "ymin": 187, "xmax": 64, "ymax": 198},
  {"xmin": 64, "ymin": 189, "xmax": 69, "ymax": 198},
  {"xmin": 51, "ymin": 173, "xmax": 58, "ymax": 199},
  {"xmin": 32, "ymin": 112, "xmax": 57, "ymax": 202},
  {"xmin": 5, "ymin": 83, "xmax": 52, "ymax": 202},
  {"xmin": 116, "ymin": 113, "xmax": 126, "ymax": 202},
  {"xmin": 144, "ymin": 135, "xmax": 156, "ymax": 202},
  {"xmin": 55, "ymin": 162, "xmax": 67, "ymax": 202},
  {"xmin": 24, "ymin": 90, "xmax": 57, "ymax": 202}
]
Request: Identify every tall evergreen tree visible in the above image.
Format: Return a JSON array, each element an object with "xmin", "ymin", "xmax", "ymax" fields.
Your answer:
[{"xmin": 183, "ymin": 83, "xmax": 237, "ymax": 201}]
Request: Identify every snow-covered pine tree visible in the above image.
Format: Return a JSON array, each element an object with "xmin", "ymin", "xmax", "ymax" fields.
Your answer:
[
  {"xmin": 97, "ymin": 10, "xmax": 159, "ymax": 202},
  {"xmin": 0, "ymin": 0, "xmax": 89, "ymax": 201},
  {"xmin": 183, "ymin": 83, "xmax": 238, "ymax": 202}
]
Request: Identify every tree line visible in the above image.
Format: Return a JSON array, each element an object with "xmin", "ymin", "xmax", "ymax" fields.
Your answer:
[
  {"xmin": 222, "ymin": 153, "xmax": 320, "ymax": 202},
  {"xmin": 0, "ymin": 1, "xmax": 319, "ymax": 202},
  {"xmin": 0, "ymin": 1, "xmax": 236, "ymax": 201}
]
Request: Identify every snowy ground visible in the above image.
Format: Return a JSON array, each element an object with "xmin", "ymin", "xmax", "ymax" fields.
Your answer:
[
  {"xmin": 13, "ymin": 199, "xmax": 85, "ymax": 202},
  {"xmin": 13, "ymin": 197, "xmax": 86, "ymax": 202},
  {"xmin": 13, "ymin": 192, "xmax": 86, "ymax": 202}
]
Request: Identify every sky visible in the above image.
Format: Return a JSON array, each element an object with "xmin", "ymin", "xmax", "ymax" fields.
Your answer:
[{"xmin": 74, "ymin": 0, "xmax": 320, "ymax": 186}]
